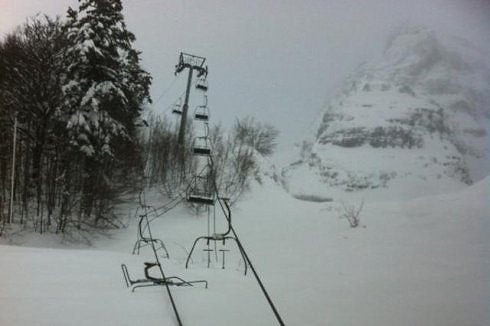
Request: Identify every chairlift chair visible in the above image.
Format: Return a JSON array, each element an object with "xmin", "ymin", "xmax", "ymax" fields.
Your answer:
[
  {"xmin": 187, "ymin": 175, "xmax": 215, "ymax": 205},
  {"xmin": 192, "ymin": 137, "xmax": 211, "ymax": 156},
  {"xmin": 172, "ymin": 100, "xmax": 182, "ymax": 115},
  {"xmin": 194, "ymin": 105, "xmax": 209, "ymax": 121},
  {"xmin": 132, "ymin": 212, "xmax": 169, "ymax": 258},
  {"xmin": 121, "ymin": 263, "xmax": 208, "ymax": 292},
  {"xmin": 185, "ymin": 198, "xmax": 248, "ymax": 274},
  {"xmin": 196, "ymin": 77, "xmax": 208, "ymax": 91}
]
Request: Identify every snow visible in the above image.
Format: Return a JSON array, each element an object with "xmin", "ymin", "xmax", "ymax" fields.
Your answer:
[{"xmin": 1, "ymin": 176, "xmax": 489, "ymax": 325}]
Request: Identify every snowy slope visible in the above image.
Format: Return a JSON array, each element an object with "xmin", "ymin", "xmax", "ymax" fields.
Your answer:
[
  {"xmin": 284, "ymin": 26, "xmax": 490, "ymax": 201},
  {"xmin": 1, "ymin": 176, "xmax": 489, "ymax": 325}
]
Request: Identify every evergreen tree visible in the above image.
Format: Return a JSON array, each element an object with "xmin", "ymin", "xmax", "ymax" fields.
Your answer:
[
  {"xmin": 61, "ymin": 0, "xmax": 151, "ymax": 222},
  {"xmin": 63, "ymin": 0, "xmax": 150, "ymax": 159}
]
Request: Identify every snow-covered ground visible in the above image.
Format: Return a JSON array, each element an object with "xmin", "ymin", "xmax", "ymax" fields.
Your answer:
[{"xmin": 1, "ymin": 177, "xmax": 489, "ymax": 325}]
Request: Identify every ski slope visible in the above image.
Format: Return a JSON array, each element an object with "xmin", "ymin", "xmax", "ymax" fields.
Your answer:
[{"xmin": 1, "ymin": 177, "xmax": 489, "ymax": 325}]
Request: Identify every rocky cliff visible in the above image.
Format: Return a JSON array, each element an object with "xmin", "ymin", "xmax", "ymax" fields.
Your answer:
[{"xmin": 283, "ymin": 26, "xmax": 490, "ymax": 200}]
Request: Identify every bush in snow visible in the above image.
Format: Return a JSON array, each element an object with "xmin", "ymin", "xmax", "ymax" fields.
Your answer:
[
  {"xmin": 142, "ymin": 116, "xmax": 279, "ymax": 204},
  {"xmin": 233, "ymin": 116, "xmax": 279, "ymax": 157},
  {"xmin": 340, "ymin": 201, "xmax": 364, "ymax": 228},
  {"xmin": 140, "ymin": 114, "xmax": 195, "ymax": 195}
]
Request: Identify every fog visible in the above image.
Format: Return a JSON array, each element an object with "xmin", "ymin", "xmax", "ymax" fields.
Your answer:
[{"xmin": 1, "ymin": 0, "xmax": 490, "ymax": 152}]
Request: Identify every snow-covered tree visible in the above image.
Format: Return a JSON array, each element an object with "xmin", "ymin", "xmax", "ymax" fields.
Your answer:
[
  {"xmin": 62, "ymin": 0, "xmax": 151, "ymax": 160},
  {"xmin": 61, "ymin": 0, "xmax": 151, "ymax": 222}
]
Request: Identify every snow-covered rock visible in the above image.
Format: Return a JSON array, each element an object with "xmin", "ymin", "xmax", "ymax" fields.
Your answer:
[{"xmin": 283, "ymin": 26, "xmax": 490, "ymax": 201}]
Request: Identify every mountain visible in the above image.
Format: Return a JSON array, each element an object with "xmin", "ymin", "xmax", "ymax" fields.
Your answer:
[{"xmin": 283, "ymin": 26, "xmax": 490, "ymax": 201}]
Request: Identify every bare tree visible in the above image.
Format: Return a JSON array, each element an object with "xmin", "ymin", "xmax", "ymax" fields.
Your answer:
[
  {"xmin": 0, "ymin": 16, "xmax": 67, "ymax": 231},
  {"xmin": 234, "ymin": 116, "xmax": 279, "ymax": 156},
  {"xmin": 340, "ymin": 201, "xmax": 364, "ymax": 228},
  {"xmin": 210, "ymin": 123, "xmax": 256, "ymax": 203}
]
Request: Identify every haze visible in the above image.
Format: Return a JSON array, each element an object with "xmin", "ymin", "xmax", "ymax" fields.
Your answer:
[{"xmin": 1, "ymin": 0, "xmax": 489, "ymax": 154}]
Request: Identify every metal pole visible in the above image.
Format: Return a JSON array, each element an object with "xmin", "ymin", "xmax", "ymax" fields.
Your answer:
[
  {"xmin": 8, "ymin": 113, "xmax": 18, "ymax": 224},
  {"xmin": 178, "ymin": 68, "xmax": 193, "ymax": 145}
]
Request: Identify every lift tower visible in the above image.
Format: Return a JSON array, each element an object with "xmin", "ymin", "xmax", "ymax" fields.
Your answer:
[{"xmin": 174, "ymin": 52, "xmax": 208, "ymax": 145}]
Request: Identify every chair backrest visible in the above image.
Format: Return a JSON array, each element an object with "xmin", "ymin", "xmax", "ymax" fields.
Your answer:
[{"xmin": 138, "ymin": 214, "xmax": 150, "ymax": 242}]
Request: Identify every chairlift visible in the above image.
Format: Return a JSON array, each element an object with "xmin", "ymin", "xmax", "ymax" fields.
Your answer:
[
  {"xmin": 185, "ymin": 198, "xmax": 248, "ymax": 274},
  {"xmin": 194, "ymin": 105, "xmax": 209, "ymax": 121},
  {"xmin": 172, "ymin": 100, "xmax": 182, "ymax": 115},
  {"xmin": 121, "ymin": 262, "xmax": 208, "ymax": 292},
  {"xmin": 196, "ymin": 77, "xmax": 208, "ymax": 91},
  {"xmin": 192, "ymin": 137, "xmax": 211, "ymax": 156},
  {"xmin": 187, "ymin": 175, "xmax": 215, "ymax": 205},
  {"xmin": 194, "ymin": 95, "xmax": 209, "ymax": 120},
  {"xmin": 132, "ymin": 212, "xmax": 169, "ymax": 258}
]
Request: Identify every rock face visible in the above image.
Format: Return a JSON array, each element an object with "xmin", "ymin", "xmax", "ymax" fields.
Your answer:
[{"xmin": 283, "ymin": 26, "xmax": 490, "ymax": 200}]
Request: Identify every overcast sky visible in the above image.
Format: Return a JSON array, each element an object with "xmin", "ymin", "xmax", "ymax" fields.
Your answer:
[{"xmin": 1, "ymin": 0, "xmax": 490, "ymax": 154}]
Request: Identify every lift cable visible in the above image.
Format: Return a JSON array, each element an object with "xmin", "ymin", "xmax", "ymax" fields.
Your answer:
[
  {"xmin": 144, "ymin": 165, "xmax": 212, "ymax": 227},
  {"xmin": 222, "ymin": 215, "xmax": 285, "ymax": 326},
  {"xmin": 139, "ymin": 190, "xmax": 184, "ymax": 326},
  {"xmin": 161, "ymin": 89, "xmax": 187, "ymax": 115},
  {"xmin": 205, "ymin": 155, "xmax": 286, "ymax": 326},
  {"xmin": 153, "ymin": 74, "xmax": 183, "ymax": 105},
  {"xmin": 177, "ymin": 55, "xmax": 285, "ymax": 324}
]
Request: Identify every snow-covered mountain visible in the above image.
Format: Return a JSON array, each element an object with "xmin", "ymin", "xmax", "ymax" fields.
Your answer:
[{"xmin": 283, "ymin": 26, "xmax": 490, "ymax": 201}]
